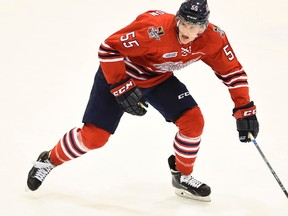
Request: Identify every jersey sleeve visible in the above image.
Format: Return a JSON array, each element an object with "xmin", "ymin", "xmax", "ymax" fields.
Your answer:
[
  {"xmin": 201, "ymin": 25, "xmax": 251, "ymax": 108},
  {"xmin": 98, "ymin": 11, "xmax": 161, "ymax": 84}
]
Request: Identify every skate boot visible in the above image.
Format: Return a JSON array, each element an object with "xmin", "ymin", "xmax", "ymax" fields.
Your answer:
[
  {"xmin": 27, "ymin": 151, "xmax": 56, "ymax": 191},
  {"xmin": 168, "ymin": 155, "xmax": 211, "ymax": 202}
]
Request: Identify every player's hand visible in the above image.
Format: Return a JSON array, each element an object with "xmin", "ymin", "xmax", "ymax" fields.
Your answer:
[
  {"xmin": 110, "ymin": 78, "xmax": 148, "ymax": 116},
  {"xmin": 233, "ymin": 101, "xmax": 259, "ymax": 142}
]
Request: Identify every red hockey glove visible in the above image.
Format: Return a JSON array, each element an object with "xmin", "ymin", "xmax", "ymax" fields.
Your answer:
[
  {"xmin": 110, "ymin": 78, "xmax": 148, "ymax": 116},
  {"xmin": 233, "ymin": 101, "xmax": 259, "ymax": 142}
]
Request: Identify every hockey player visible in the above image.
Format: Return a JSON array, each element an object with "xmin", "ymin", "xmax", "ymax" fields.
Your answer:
[{"xmin": 27, "ymin": 0, "xmax": 259, "ymax": 202}]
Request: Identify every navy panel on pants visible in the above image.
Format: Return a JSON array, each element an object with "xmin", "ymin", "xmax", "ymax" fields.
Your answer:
[
  {"xmin": 82, "ymin": 66, "xmax": 198, "ymax": 133},
  {"xmin": 142, "ymin": 75, "xmax": 198, "ymax": 122},
  {"xmin": 82, "ymin": 66, "xmax": 124, "ymax": 133}
]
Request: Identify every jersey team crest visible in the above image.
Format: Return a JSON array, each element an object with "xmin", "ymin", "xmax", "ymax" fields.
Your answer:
[{"xmin": 147, "ymin": 26, "xmax": 165, "ymax": 40}]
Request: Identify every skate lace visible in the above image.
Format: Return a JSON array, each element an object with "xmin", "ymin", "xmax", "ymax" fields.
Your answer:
[
  {"xmin": 33, "ymin": 160, "xmax": 55, "ymax": 182},
  {"xmin": 181, "ymin": 175, "xmax": 203, "ymax": 188}
]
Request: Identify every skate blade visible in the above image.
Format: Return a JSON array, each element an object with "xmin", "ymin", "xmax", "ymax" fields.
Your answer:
[{"xmin": 175, "ymin": 188, "xmax": 211, "ymax": 202}]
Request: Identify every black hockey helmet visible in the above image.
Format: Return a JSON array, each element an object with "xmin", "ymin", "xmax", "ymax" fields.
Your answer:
[{"xmin": 176, "ymin": 0, "xmax": 210, "ymax": 26}]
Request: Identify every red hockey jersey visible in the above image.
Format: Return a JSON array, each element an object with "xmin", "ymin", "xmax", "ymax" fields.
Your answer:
[{"xmin": 98, "ymin": 10, "xmax": 250, "ymax": 107}]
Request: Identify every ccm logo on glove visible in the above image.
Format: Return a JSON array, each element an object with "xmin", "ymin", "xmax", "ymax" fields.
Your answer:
[
  {"xmin": 111, "ymin": 79, "xmax": 136, "ymax": 96},
  {"xmin": 110, "ymin": 78, "xmax": 148, "ymax": 116},
  {"xmin": 233, "ymin": 105, "xmax": 256, "ymax": 119},
  {"xmin": 232, "ymin": 101, "xmax": 259, "ymax": 142},
  {"xmin": 243, "ymin": 109, "xmax": 256, "ymax": 117}
]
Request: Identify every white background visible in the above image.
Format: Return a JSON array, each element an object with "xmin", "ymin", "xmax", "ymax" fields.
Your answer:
[{"xmin": 0, "ymin": 0, "xmax": 288, "ymax": 215}]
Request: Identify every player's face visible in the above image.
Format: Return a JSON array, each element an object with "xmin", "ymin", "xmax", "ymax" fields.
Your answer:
[{"xmin": 177, "ymin": 20, "xmax": 206, "ymax": 44}]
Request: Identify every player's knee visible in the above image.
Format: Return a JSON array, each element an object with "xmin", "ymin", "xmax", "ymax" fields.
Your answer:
[
  {"xmin": 175, "ymin": 106, "xmax": 204, "ymax": 137},
  {"xmin": 80, "ymin": 124, "xmax": 111, "ymax": 149}
]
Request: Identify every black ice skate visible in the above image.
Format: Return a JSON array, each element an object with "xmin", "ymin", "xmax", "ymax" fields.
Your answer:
[
  {"xmin": 168, "ymin": 155, "xmax": 211, "ymax": 202},
  {"xmin": 27, "ymin": 151, "xmax": 56, "ymax": 191}
]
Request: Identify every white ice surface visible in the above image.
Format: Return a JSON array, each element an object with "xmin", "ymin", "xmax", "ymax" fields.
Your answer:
[{"xmin": 0, "ymin": 0, "xmax": 288, "ymax": 215}]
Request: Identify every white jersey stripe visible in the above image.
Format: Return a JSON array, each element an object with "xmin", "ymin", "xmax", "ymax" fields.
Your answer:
[
  {"xmin": 215, "ymin": 68, "xmax": 244, "ymax": 78},
  {"xmin": 174, "ymin": 140, "xmax": 200, "ymax": 151},
  {"xmin": 60, "ymin": 137, "xmax": 74, "ymax": 160},
  {"xmin": 99, "ymin": 57, "xmax": 124, "ymax": 63},
  {"xmin": 176, "ymin": 132, "xmax": 201, "ymax": 143},
  {"xmin": 228, "ymin": 84, "xmax": 249, "ymax": 89},
  {"xmin": 174, "ymin": 149, "xmax": 198, "ymax": 159},
  {"xmin": 223, "ymin": 76, "xmax": 248, "ymax": 85},
  {"xmin": 71, "ymin": 128, "xmax": 91, "ymax": 152}
]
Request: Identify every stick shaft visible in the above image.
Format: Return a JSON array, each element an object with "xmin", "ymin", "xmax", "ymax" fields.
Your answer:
[{"xmin": 252, "ymin": 139, "xmax": 288, "ymax": 198}]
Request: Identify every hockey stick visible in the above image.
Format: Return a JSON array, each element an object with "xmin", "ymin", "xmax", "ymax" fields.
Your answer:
[{"xmin": 248, "ymin": 133, "xmax": 288, "ymax": 199}]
